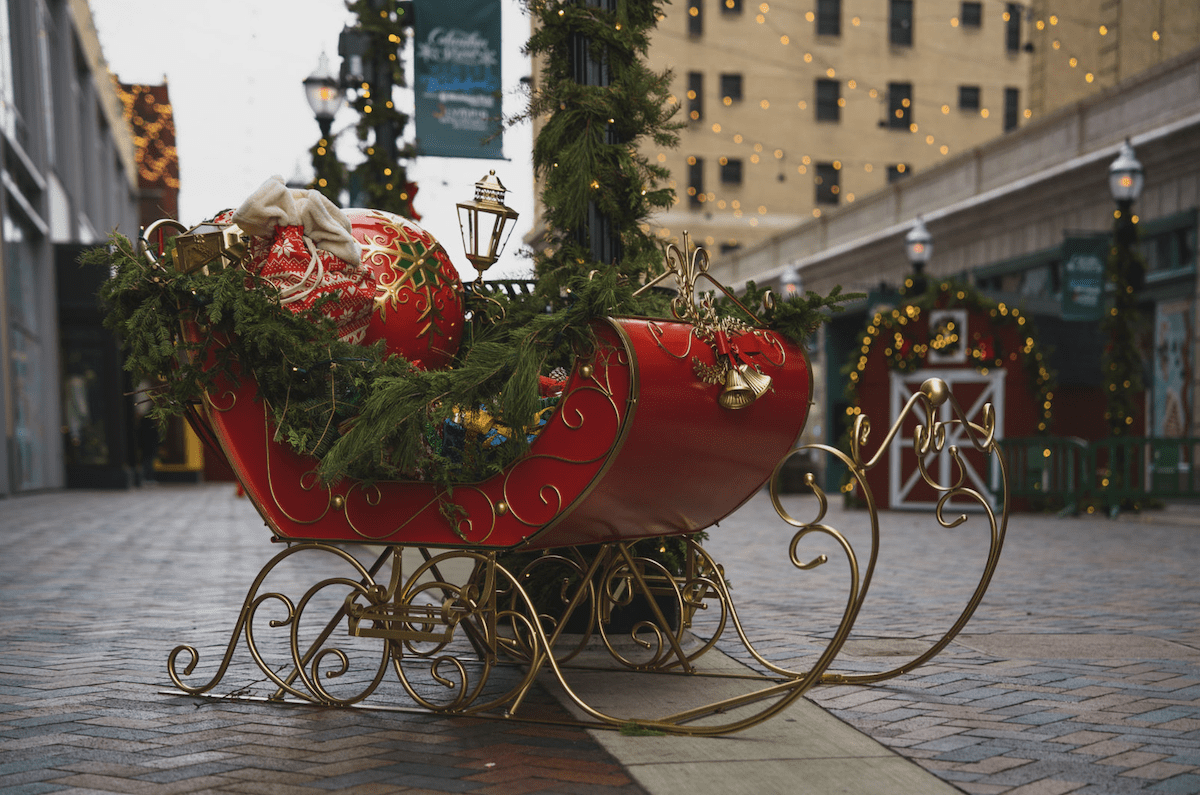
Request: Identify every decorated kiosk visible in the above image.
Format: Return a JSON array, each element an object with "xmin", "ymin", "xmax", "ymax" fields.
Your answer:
[{"xmin": 101, "ymin": 174, "xmax": 1010, "ymax": 736}]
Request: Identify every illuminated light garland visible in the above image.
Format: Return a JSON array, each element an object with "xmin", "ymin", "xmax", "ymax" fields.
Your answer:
[
  {"xmin": 115, "ymin": 82, "xmax": 180, "ymax": 190},
  {"xmin": 843, "ymin": 281, "xmax": 1056, "ymax": 436}
]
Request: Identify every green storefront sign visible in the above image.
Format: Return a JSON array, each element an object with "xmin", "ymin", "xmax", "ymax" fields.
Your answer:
[
  {"xmin": 414, "ymin": 0, "xmax": 504, "ymax": 159},
  {"xmin": 1061, "ymin": 236, "xmax": 1109, "ymax": 322}
]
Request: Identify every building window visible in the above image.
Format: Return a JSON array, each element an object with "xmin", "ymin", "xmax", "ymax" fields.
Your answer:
[
  {"xmin": 720, "ymin": 0, "xmax": 743, "ymax": 12},
  {"xmin": 888, "ymin": 82, "xmax": 912, "ymax": 129},
  {"xmin": 720, "ymin": 73, "xmax": 743, "ymax": 103},
  {"xmin": 816, "ymin": 79, "xmax": 841, "ymax": 122},
  {"xmin": 889, "ymin": 0, "xmax": 913, "ymax": 46},
  {"xmin": 1004, "ymin": 87, "xmax": 1020, "ymax": 131},
  {"xmin": 688, "ymin": 156, "xmax": 705, "ymax": 207},
  {"xmin": 959, "ymin": 85, "xmax": 981, "ymax": 110},
  {"xmin": 816, "ymin": 0, "xmax": 841, "ymax": 36},
  {"xmin": 961, "ymin": 1, "xmax": 982, "ymax": 27},
  {"xmin": 720, "ymin": 157, "xmax": 743, "ymax": 184},
  {"xmin": 887, "ymin": 163, "xmax": 910, "ymax": 182},
  {"xmin": 815, "ymin": 162, "xmax": 840, "ymax": 205},
  {"xmin": 688, "ymin": 0, "xmax": 703, "ymax": 36},
  {"xmin": 687, "ymin": 71, "xmax": 703, "ymax": 122},
  {"xmin": 1139, "ymin": 217, "xmax": 1198, "ymax": 275},
  {"xmin": 1005, "ymin": 2, "xmax": 1021, "ymax": 52}
]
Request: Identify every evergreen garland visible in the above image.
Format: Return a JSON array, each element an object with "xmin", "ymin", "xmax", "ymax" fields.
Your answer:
[
  {"xmin": 346, "ymin": 0, "xmax": 419, "ymax": 218},
  {"xmin": 522, "ymin": 0, "xmax": 682, "ymax": 298},
  {"xmin": 92, "ymin": 234, "xmax": 639, "ymax": 493},
  {"xmin": 310, "ymin": 137, "xmax": 349, "ymax": 204},
  {"xmin": 1101, "ymin": 218, "xmax": 1146, "ymax": 437}
]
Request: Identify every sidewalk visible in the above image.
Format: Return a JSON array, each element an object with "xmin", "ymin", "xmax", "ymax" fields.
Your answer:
[{"xmin": 2, "ymin": 484, "xmax": 1199, "ymax": 794}]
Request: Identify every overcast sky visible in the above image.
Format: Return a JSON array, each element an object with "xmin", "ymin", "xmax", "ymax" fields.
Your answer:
[{"xmin": 88, "ymin": 0, "xmax": 535, "ymax": 280}]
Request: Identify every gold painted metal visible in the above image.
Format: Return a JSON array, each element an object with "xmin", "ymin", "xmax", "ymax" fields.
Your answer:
[
  {"xmin": 169, "ymin": 222, "xmax": 249, "ymax": 275},
  {"xmin": 167, "ymin": 375, "xmax": 1009, "ymax": 736},
  {"xmin": 638, "ymin": 233, "xmax": 774, "ymax": 409}
]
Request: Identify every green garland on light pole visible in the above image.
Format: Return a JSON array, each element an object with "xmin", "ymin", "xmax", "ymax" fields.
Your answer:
[
  {"xmin": 310, "ymin": 137, "xmax": 348, "ymax": 204},
  {"xmin": 345, "ymin": 0, "xmax": 419, "ymax": 218},
  {"xmin": 523, "ymin": 0, "xmax": 683, "ymax": 300},
  {"xmin": 1100, "ymin": 214, "xmax": 1146, "ymax": 438}
]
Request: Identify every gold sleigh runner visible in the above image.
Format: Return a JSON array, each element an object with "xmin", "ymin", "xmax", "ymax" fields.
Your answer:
[{"xmin": 162, "ymin": 238, "xmax": 1009, "ymax": 735}]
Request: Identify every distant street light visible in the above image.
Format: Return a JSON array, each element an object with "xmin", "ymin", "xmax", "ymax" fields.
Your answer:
[
  {"xmin": 1101, "ymin": 138, "xmax": 1146, "ymax": 497},
  {"xmin": 303, "ymin": 52, "xmax": 345, "ymax": 140},
  {"xmin": 905, "ymin": 217, "xmax": 932, "ymax": 295},
  {"xmin": 1108, "ymin": 138, "xmax": 1144, "ymax": 249}
]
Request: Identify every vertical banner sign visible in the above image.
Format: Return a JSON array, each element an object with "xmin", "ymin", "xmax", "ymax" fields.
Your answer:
[
  {"xmin": 1153, "ymin": 300, "xmax": 1193, "ymax": 438},
  {"xmin": 414, "ymin": 0, "xmax": 504, "ymax": 159},
  {"xmin": 1061, "ymin": 235, "xmax": 1108, "ymax": 322}
]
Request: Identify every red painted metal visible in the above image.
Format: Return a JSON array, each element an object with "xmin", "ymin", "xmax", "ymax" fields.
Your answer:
[{"xmin": 197, "ymin": 318, "xmax": 810, "ymax": 549}]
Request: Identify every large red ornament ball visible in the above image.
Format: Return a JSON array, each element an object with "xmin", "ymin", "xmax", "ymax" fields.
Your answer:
[{"xmin": 344, "ymin": 208, "xmax": 465, "ymax": 370}]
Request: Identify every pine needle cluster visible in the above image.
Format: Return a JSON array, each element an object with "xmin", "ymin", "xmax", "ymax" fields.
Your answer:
[
  {"xmin": 522, "ymin": 0, "xmax": 682, "ymax": 298},
  {"xmin": 93, "ymin": 234, "xmax": 650, "ymax": 493}
]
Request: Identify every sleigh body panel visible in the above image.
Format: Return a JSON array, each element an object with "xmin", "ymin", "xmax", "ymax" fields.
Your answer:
[{"xmin": 199, "ymin": 317, "xmax": 811, "ymax": 550}]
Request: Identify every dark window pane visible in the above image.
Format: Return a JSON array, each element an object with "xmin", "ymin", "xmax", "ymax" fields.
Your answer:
[
  {"xmin": 688, "ymin": 157, "xmax": 704, "ymax": 207},
  {"xmin": 959, "ymin": 85, "xmax": 980, "ymax": 110},
  {"xmin": 816, "ymin": 162, "xmax": 839, "ymax": 205},
  {"xmin": 890, "ymin": 0, "xmax": 913, "ymax": 46},
  {"xmin": 816, "ymin": 79, "xmax": 840, "ymax": 122},
  {"xmin": 688, "ymin": 71, "xmax": 703, "ymax": 122},
  {"xmin": 1005, "ymin": 3, "xmax": 1020, "ymax": 51},
  {"xmin": 888, "ymin": 82, "xmax": 912, "ymax": 129},
  {"xmin": 887, "ymin": 164, "xmax": 910, "ymax": 182},
  {"xmin": 720, "ymin": 158, "xmax": 743, "ymax": 184},
  {"xmin": 1004, "ymin": 86, "xmax": 1019, "ymax": 131},
  {"xmin": 720, "ymin": 73, "xmax": 743, "ymax": 102},
  {"xmin": 961, "ymin": 1, "xmax": 982, "ymax": 26},
  {"xmin": 688, "ymin": 0, "xmax": 703, "ymax": 35},
  {"xmin": 817, "ymin": 0, "xmax": 841, "ymax": 35}
]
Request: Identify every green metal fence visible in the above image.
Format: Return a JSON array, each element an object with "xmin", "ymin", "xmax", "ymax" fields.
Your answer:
[{"xmin": 996, "ymin": 436, "xmax": 1200, "ymax": 514}]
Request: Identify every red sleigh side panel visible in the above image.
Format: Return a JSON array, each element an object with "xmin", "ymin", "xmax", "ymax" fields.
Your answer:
[{"xmin": 199, "ymin": 318, "xmax": 809, "ymax": 549}]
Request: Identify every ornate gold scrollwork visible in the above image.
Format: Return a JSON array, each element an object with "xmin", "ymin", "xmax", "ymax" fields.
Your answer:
[
  {"xmin": 636, "ymin": 233, "xmax": 775, "ymax": 409},
  {"xmin": 166, "ymin": 379, "xmax": 1007, "ymax": 737}
]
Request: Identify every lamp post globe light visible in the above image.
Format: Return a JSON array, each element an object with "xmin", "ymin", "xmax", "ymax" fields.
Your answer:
[
  {"xmin": 1108, "ymin": 138, "xmax": 1144, "ymax": 248},
  {"xmin": 905, "ymin": 217, "xmax": 931, "ymax": 295},
  {"xmin": 303, "ymin": 52, "xmax": 345, "ymax": 140}
]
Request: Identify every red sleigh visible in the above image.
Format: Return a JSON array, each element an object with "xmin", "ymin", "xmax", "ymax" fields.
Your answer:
[{"xmin": 151, "ymin": 208, "xmax": 1010, "ymax": 736}]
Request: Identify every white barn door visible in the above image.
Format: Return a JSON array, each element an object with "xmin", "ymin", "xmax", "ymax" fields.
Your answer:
[{"xmin": 888, "ymin": 369, "xmax": 1005, "ymax": 510}]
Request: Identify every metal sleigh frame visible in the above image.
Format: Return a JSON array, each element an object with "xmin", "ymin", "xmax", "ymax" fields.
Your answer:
[{"xmin": 161, "ymin": 234, "xmax": 1010, "ymax": 736}]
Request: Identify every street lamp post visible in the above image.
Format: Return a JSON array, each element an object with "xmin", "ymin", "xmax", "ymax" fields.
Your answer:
[
  {"xmin": 1102, "ymin": 138, "xmax": 1146, "ymax": 509},
  {"xmin": 303, "ymin": 52, "xmax": 347, "ymax": 202},
  {"xmin": 905, "ymin": 217, "xmax": 932, "ymax": 296},
  {"xmin": 1108, "ymin": 138, "xmax": 1145, "ymax": 266}
]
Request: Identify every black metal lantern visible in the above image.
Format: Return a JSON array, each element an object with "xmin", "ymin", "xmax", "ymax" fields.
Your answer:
[{"xmin": 457, "ymin": 171, "xmax": 520, "ymax": 283}]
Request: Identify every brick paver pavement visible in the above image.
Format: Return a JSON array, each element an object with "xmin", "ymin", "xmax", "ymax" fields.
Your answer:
[
  {"xmin": 4, "ymin": 482, "xmax": 1200, "ymax": 794},
  {"xmin": 0, "ymin": 485, "xmax": 646, "ymax": 795},
  {"xmin": 698, "ymin": 491, "xmax": 1200, "ymax": 795}
]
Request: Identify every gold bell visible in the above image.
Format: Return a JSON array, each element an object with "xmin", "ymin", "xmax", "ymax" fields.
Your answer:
[
  {"xmin": 740, "ymin": 364, "xmax": 773, "ymax": 400},
  {"xmin": 719, "ymin": 366, "xmax": 756, "ymax": 410}
]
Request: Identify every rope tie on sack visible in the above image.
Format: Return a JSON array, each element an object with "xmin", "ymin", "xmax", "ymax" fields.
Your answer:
[{"xmin": 278, "ymin": 237, "xmax": 326, "ymax": 305}]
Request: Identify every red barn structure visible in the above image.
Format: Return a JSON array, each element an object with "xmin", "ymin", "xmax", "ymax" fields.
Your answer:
[{"xmin": 845, "ymin": 282, "xmax": 1055, "ymax": 510}]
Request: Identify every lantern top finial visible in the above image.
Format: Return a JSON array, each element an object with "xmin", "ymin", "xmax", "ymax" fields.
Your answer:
[{"xmin": 474, "ymin": 170, "xmax": 509, "ymax": 207}]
